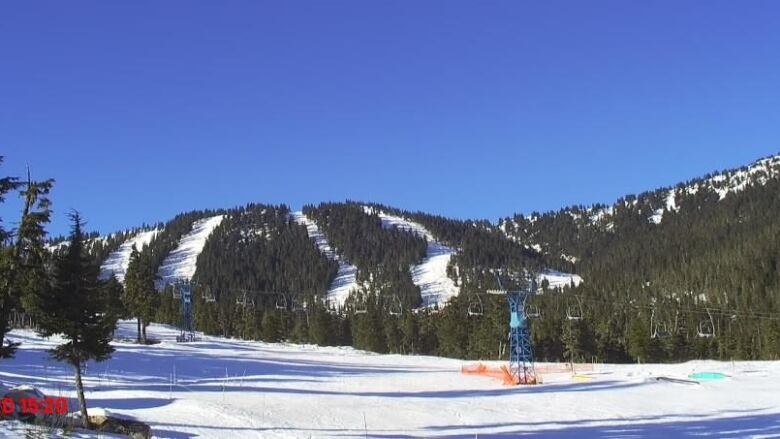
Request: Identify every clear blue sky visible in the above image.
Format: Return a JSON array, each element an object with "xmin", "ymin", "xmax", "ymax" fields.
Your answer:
[{"xmin": 2, "ymin": 1, "xmax": 779, "ymax": 237}]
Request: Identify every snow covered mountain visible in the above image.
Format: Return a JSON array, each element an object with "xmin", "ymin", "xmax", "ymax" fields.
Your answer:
[{"xmin": 45, "ymin": 152, "xmax": 780, "ymax": 313}]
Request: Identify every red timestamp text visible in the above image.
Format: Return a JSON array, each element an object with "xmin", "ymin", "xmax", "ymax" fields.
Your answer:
[{"xmin": 1, "ymin": 397, "xmax": 68, "ymax": 415}]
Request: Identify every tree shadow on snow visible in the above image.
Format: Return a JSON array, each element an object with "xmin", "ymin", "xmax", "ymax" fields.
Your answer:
[
  {"xmin": 88, "ymin": 396, "xmax": 174, "ymax": 411},
  {"xmin": 332, "ymin": 411, "xmax": 780, "ymax": 438}
]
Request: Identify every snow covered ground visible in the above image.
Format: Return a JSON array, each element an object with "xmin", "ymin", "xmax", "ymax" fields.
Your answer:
[
  {"xmin": 1, "ymin": 322, "xmax": 779, "ymax": 438},
  {"xmin": 538, "ymin": 270, "xmax": 584, "ymax": 290},
  {"xmin": 156, "ymin": 215, "xmax": 225, "ymax": 287},
  {"xmin": 100, "ymin": 229, "xmax": 160, "ymax": 283},
  {"xmin": 290, "ymin": 212, "xmax": 358, "ymax": 308},
  {"xmin": 365, "ymin": 207, "xmax": 460, "ymax": 308}
]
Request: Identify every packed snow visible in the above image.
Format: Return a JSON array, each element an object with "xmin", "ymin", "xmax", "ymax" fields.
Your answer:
[
  {"xmin": 156, "ymin": 215, "xmax": 225, "ymax": 287},
  {"xmin": 290, "ymin": 211, "xmax": 358, "ymax": 308},
  {"xmin": 1, "ymin": 322, "xmax": 779, "ymax": 438},
  {"xmin": 99, "ymin": 229, "xmax": 160, "ymax": 283},
  {"xmin": 364, "ymin": 207, "xmax": 460, "ymax": 308}
]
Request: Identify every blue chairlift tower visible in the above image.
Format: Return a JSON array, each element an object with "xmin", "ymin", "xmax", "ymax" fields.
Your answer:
[
  {"xmin": 488, "ymin": 273, "xmax": 538, "ymax": 385},
  {"xmin": 170, "ymin": 280, "xmax": 194, "ymax": 342}
]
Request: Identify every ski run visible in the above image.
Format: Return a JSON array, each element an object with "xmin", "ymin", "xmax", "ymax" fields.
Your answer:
[
  {"xmin": 365, "ymin": 206, "xmax": 460, "ymax": 308},
  {"xmin": 537, "ymin": 269, "xmax": 583, "ymax": 290},
  {"xmin": 156, "ymin": 215, "xmax": 226, "ymax": 287},
  {"xmin": 1, "ymin": 321, "xmax": 779, "ymax": 438},
  {"xmin": 99, "ymin": 229, "xmax": 160, "ymax": 283},
  {"xmin": 290, "ymin": 211, "xmax": 358, "ymax": 308}
]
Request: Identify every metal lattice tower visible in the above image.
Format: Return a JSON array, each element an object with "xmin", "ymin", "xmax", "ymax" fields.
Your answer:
[
  {"xmin": 176, "ymin": 281, "xmax": 194, "ymax": 342},
  {"xmin": 490, "ymin": 274, "xmax": 537, "ymax": 385},
  {"xmin": 507, "ymin": 289, "xmax": 536, "ymax": 384}
]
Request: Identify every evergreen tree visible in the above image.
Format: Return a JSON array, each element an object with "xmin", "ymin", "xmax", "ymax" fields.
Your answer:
[
  {"xmin": 627, "ymin": 319, "xmax": 650, "ymax": 363},
  {"xmin": 0, "ymin": 164, "xmax": 52, "ymax": 358},
  {"xmin": 155, "ymin": 286, "xmax": 180, "ymax": 326},
  {"xmin": 260, "ymin": 311, "xmax": 283, "ymax": 342},
  {"xmin": 400, "ymin": 313, "xmax": 418, "ymax": 354},
  {"xmin": 124, "ymin": 246, "xmax": 157, "ymax": 343},
  {"xmin": 101, "ymin": 275, "xmax": 127, "ymax": 337},
  {"xmin": 27, "ymin": 212, "xmax": 117, "ymax": 428},
  {"xmin": 308, "ymin": 303, "xmax": 335, "ymax": 346},
  {"xmin": 351, "ymin": 293, "xmax": 387, "ymax": 353}
]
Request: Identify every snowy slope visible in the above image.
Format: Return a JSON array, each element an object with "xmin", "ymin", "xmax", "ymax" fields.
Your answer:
[
  {"xmin": 538, "ymin": 269, "xmax": 583, "ymax": 290},
  {"xmin": 364, "ymin": 207, "xmax": 460, "ymax": 308},
  {"xmin": 290, "ymin": 211, "xmax": 358, "ymax": 308},
  {"xmin": 99, "ymin": 229, "xmax": 160, "ymax": 283},
  {"xmin": 156, "ymin": 215, "xmax": 225, "ymax": 287},
  {"xmin": 505, "ymin": 154, "xmax": 780, "ymax": 228},
  {"xmin": 2, "ymin": 322, "xmax": 779, "ymax": 438},
  {"xmin": 45, "ymin": 236, "xmax": 108, "ymax": 254},
  {"xmin": 650, "ymin": 154, "xmax": 780, "ymax": 224}
]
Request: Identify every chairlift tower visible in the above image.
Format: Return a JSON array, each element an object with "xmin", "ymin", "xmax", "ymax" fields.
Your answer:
[
  {"xmin": 488, "ymin": 273, "xmax": 537, "ymax": 385},
  {"xmin": 172, "ymin": 280, "xmax": 194, "ymax": 342}
]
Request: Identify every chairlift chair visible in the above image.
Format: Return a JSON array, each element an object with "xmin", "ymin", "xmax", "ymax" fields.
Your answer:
[
  {"xmin": 697, "ymin": 320, "xmax": 715, "ymax": 338},
  {"xmin": 652, "ymin": 322, "xmax": 671, "ymax": 339},
  {"xmin": 291, "ymin": 296, "xmax": 306, "ymax": 312},
  {"xmin": 525, "ymin": 304, "xmax": 541, "ymax": 319},
  {"xmin": 236, "ymin": 291, "xmax": 252, "ymax": 307},
  {"xmin": 172, "ymin": 288, "xmax": 182, "ymax": 300},
  {"xmin": 354, "ymin": 297, "xmax": 368, "ymax": 315},
  {"xmin": 388, "ymin": 295, "xmax": 403, "ymax": 316},
  {"xmin": 202, "ymin": 287, "xmax": 216, "ymax": 303},
  {"xmin": 275, "ymin": 294, "xmax": 288, "ymax": 311},
  {"xmin": 697, "ymin": 308, "xmax": 716, "ymax": 338},
  {"xmin": 565, "ymin": 297, "xmax": 583, "ymax": 321},
  {"xmin": 467, "ymin": 295, "xmax": 484, "ymax": 317},
  {"xmin": 650, "ymin": 308, "xmax": 670, "ymax": 339}
]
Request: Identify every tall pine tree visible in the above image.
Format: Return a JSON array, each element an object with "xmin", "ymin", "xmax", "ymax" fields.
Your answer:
[
  {"xmin": 27, "ymin": 212, "xmax": 117, "ymax": 428},
  {"xmin": 0, "ymin": 164, "xmax": 53, "ymax": 358},
  {"xmin": 124, "ymin": 246, "xmax": 158, "ymax": 343}
]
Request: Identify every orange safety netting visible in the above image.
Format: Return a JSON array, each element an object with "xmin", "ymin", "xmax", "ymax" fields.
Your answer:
[
  {"xmin": 461, "ymin": 363, "xmax": 538, "ymax": 385},
  {"xmin": 462, "ymin": 362, "xmax": 596, "ymax": 385}
]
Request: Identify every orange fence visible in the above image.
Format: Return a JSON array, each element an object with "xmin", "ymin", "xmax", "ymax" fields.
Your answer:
[
  {"xmin": 461, "ymin": 363, "xmax": 538, "ymax": 385},
  {"xmin": 462, "ymin": 362, "xmax": 595, "ymax": 385}
]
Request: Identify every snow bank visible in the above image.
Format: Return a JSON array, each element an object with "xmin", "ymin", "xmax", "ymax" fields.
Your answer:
[
  {"xmin": 291, "ymin": 211, "xmax": 358, "ymax": 308},
  {"xmin": 156, "ymin": 215, "xmax": 225, "ymax": 287}
]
